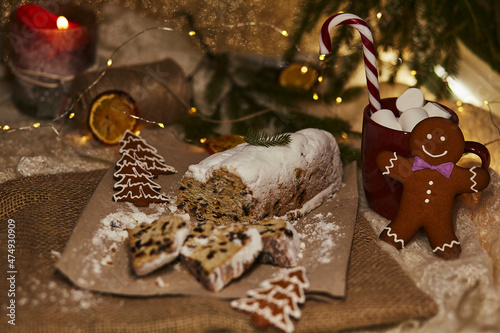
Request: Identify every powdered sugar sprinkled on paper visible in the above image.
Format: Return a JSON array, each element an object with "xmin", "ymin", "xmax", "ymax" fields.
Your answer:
[
  {"xmin": 293, "ymin": 211, "xmax": 345, "ymax": 266},
  {"xmin": 77, "ymin": 202, "xmax": 186, "ymax": 281},
  {"xmin": 94, "ymin": 203, "xmax": 169, "ymax": 243}
]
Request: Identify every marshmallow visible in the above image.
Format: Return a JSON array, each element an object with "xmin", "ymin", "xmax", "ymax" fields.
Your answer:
[
  {"xmin": 399, "ymin": 108, "xmax": 429, "ymax": 132},
  {"xmin": 423, "ymin": 102, "xmax": 452, "ymax": 119},
  {"xmin": 396, "ymin": 88, "xmax": 425, "ymax": 113},
  {"xmin": 370, "ymin": 109, "xmax": 402, "ymax": 131}
]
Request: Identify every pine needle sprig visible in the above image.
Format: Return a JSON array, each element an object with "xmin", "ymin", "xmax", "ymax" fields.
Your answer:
[{"xmin": 244, "ymin": 131, "xmax": 292, "ymax": 148}]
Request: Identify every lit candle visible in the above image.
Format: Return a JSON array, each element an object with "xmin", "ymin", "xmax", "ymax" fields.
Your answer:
[{"xmin": 8, "ymin": 4, "xmax": 97, "ymax": 118}]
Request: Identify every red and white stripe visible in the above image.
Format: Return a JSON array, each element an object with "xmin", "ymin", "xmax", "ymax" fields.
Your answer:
[{"xmin": 319, "ymin": 13, "xmax": 381, "ymax": 114}]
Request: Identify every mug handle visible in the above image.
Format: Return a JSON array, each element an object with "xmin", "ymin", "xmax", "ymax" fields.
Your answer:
[{"xmin": 464, "ymin": 141, "xmax": 490, "ymax": 170}]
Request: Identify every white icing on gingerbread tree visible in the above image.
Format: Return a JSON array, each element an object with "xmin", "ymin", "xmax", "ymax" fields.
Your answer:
[
  {"xmin": 115, "ymin": 152, "xmax": 141, "ymax": 168},
  {"xmin": 118, "ymin": 130, "xmax": 177, "ymax": 177},
  {"xmin": 113, "ymin": 178, "xmax": 169, "ymax": 207},
  {"xmin": 131, "ymin": 145, "xmax": 177, "ymax": 177},
  {"xmin": 113, "ymin": 159, "xmax": 153, "ymax": 181},
  {"xmin": 113, "ymin": 167, "xmax": 161, "ymax": 191}
]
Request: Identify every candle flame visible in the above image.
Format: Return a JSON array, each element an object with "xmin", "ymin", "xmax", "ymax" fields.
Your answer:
[{"xmin": 57, "ymin": 16, "xmax": 69, "ymax": 30}]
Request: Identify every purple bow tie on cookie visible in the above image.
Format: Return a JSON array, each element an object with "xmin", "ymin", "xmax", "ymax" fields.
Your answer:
[{"xmin": 412, "ymin": 156, "xmax": 454, "ymax": 178}]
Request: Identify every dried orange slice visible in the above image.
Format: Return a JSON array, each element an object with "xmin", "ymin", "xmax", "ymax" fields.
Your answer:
[
  {"xmin": 88, "ymin": 91, "xmax": 139, "ymax": 145},
  {"xmin": 279, "ymin": 63, "xmax": 318, "ymax": 90}
]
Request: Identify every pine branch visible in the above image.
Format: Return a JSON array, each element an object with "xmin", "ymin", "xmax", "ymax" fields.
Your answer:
[{"xmin": 244, "ymin": 131, "xmax": 292, "ymax": 148}]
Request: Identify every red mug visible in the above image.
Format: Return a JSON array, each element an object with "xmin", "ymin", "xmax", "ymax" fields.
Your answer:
[{"xmin": 361, "ymin": 98, "xmax": 490, "ymax": 220}]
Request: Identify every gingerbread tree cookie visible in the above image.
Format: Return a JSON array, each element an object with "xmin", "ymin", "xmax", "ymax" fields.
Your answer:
[
  {"xmin": 376, "ymin": 117, "xmax": 490, "ymax": 259},
  {"xmin": 231, "ymin": 267, "xmax": 309, "ymax": 333},
  {"xmin": 112, "ymin": 131, "xmax": 174, "ymax": 207}
]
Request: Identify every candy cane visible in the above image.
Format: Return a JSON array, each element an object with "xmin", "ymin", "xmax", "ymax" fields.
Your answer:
[{"xmin": 319, "ymin": 13, "xmax": 381, "ymax": 114}]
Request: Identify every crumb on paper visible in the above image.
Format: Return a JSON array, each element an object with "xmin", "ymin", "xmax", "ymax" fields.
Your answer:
[
  {"xmin": 50, "ymin": 250, "xmax": 61, "ymax": 259},
  {"xmin": 155, "ymin": 277, "xmax": 169, "ymax": 288}
]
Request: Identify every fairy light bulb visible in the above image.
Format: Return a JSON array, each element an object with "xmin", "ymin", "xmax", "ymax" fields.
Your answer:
[
  {"xmin": 200, "ymin": 138, "xmax": 207, "ymax": 144},
  {"xmin": 336, "ymin": 97, "xmax": 343, "ymax": 104},
  {"xmin": 3, "ymin": 125, "xmax": 10, "ymax": 130},
  {"xmin": 410, "ymin": 70, "xmax": 417, "ymax": 76},
  {"xmin": 317, "ymin": 76, "xmax": 323, "ymax": 83},
  {"xmin": 376, "ymin": 12, "xmax": 382, "ymax": 19},
  {"xmin": 483, "ymin": 100, "xmax": 489, "ymax": 106},
  {"xmin": 33, "ymin": 123, "xmax": 40, "ymax": 128},
  {"xmin": 158, "ymin": 123, "xmax": 165, "ymax": 128},
  {"xmin": 107, "ymin": 59, "xmax": 113, "ymax": 66},
  {"xmin": 80, "ymin": 135, "xmax": 90, "ymax": 144},
  {"xmin": 188, "ymin": 31, "xmax": 196, "ymax": 36},
  {"xmin": 312, "ymin": 93, "xmax": 319, "ymax": 100},
  {"xmin": 281, "ymin": 30, "xmax": 288, "ymax": 37},
  {"xmin": 319, "ymin": 54, "xmax": 326, "ymax": 61}
]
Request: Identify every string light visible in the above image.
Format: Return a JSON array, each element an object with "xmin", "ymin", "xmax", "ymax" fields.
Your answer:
[
  {"xmin": 336, "ymin": 97, "xmax": 343, "ymax": 104},
  {"xmin": 410, "ymin": 70, "xmax": 417, "ymax": 76},
  {"xmin": 200, "ymin": 138, "xmax": 207, "ymax": 144},
  {"xmin": 1, "ymin": 21, "xmax": 293, "ymax": 138},
  {"xmin": 312, "ymin": 93, "xmax": 319, "ymax": 100},
  {"xmin": 482, "ymin": 101, "xmax": 500, "ymax": 146},
  {"xmin": 376, "ymin": 12, "xmax": 383, "ymax": 19},
  {"xmin": 317, "ymin": 76, "xmax": 323, "ymax": 83},
  {"xmin": 319, "ymin": 54, "xmax": 326, "ymax": 61}
]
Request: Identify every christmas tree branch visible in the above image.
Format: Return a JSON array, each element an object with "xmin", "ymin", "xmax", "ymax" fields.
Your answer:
[{"xmin": 244, "ymin": 131, "xmax": 291, "ymax": 147}]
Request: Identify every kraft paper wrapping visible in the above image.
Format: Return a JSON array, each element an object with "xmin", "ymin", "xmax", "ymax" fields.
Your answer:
[{"xmin": 57, "ymin": 129, "xmax": 358, "ymax": 299}]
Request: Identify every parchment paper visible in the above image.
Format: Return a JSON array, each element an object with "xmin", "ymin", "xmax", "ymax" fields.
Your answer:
[{"xmin": 57, "ymin": 129, "xmax": 358, "ymax": 299}]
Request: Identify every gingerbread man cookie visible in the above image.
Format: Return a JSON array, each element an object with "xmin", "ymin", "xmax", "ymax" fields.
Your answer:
[{"xmin": 376, "ymin": 117, "xmax": 490, "ymax": 259}]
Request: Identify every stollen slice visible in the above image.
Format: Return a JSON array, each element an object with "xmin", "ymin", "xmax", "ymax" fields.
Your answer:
[
  {"xmin": 127, "ymin": 215, "xmax": 191, "ymax": 276},
  {"xmin": 181, "ymin": 222, "xmax": 262, "ymax": 292}
]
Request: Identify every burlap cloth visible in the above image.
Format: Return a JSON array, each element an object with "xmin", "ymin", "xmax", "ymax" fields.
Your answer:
[{"xmin": 0, "ymin": 170, "xmax": 437, "ymax": 332}]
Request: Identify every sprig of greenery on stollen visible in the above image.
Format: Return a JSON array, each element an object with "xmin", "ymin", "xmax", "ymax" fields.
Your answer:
[{"xmin": 244, "ymin": 131, "xmax": 291, "ymax": 147}]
